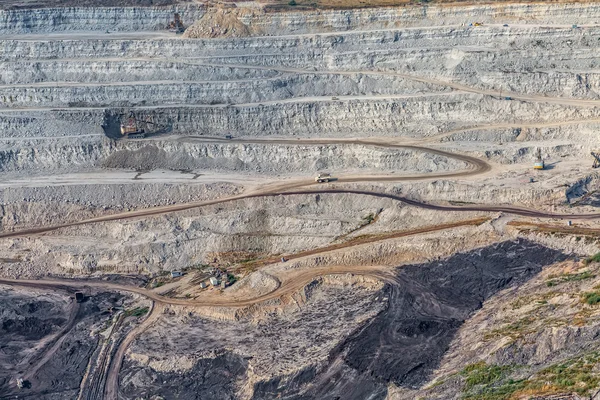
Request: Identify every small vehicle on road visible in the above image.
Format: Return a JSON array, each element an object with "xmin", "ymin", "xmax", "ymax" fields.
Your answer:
[
  {"xmin": 315, "ymin": 173, "xmax": 332, "ymax": 183},
  {"xmin": 503, "ymin": 24, "xmax": 509, "ymax": 27},
  {"xmin": 75, "ymin": 292, "xmax": 85, "ymax": 303},
  {"xmin": 225, "ymin": 135, "xmax": 233, "ymax": 139}
]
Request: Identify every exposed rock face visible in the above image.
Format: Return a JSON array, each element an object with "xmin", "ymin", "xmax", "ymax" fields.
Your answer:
[
  {"xmin": 2, "ymin": 3, "xmax": 600, "ymax": 35},
  {"xmin": 397, "ymin": 256, "xmax": 600, "ymax": 399},
  {"xmin": 0, "ymin": 5, "xmax": 204, "ymax": 33}
]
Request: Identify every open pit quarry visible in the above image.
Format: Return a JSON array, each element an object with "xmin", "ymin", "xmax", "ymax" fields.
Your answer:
[{"xmin": 2, "ymin": 1, "xmax": 600, "ymax": 399}]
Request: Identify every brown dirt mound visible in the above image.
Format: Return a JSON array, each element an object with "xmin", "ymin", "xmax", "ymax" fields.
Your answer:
[{"xmin": 183, "ymin": 7, "xmax": 253, "ymax": 38}]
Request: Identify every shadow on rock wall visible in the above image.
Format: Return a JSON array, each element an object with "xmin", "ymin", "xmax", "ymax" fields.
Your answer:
[{"xmin": 253, "ymin": 238, "xmax": 569, "ymax": 400}]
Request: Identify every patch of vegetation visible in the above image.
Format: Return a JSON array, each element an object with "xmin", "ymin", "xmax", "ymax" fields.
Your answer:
[
  {"xmin": 518, "ymin": 351, "xmax": 600, "ymax": 396},
  {"xmin": 510, "ymin": 292, "xmax": 557, "ymax": 310},
  {"xmin": 424, "ymin": 378, "xmax": 445, "ymax": 389},
  {"xmin": 227, "ymin": 273, "xmax": 238, "ymax": 284},
  {"xmin": 461, "ymin": 352, "xmax": 600, "ymax": 399},
  {"xmin": 461, "ymin": 362, "xmax": 515, "ymax": 391},
  {"xmin": 362, "ymin": 213, "xmax": 375, "ymax": 225},
  {"xmin": 546, "ymin": 270, "xmax": 596, "ymax": 287},
  {"xmin": 124, "ymin": 306, "xmax": 149, "ymax": 317},
  {"xmin": 484, "ymin": 316, "xmax": 536, "ymax": 340},
  {"xmin": 462, "ymin": 378, "xmax": 526, "ymax": 400},
  {"xmin": 582, "ymin": 290, "xmax": 600, "ymax": 305},
  {"xmin": 152, "ymin": 281, "xmax": 164, "ymax": 288},
  {"xmin": 185, "ymin": 263, "xmax": 211, "ymax": 271},
  {"xmin": 585, "ymin": 252, "xmax": 600, "ymax": 265}
]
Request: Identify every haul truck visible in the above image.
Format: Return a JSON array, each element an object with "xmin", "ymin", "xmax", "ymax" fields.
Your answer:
[{"xmin": 315, "ymin": 173, "xmax": 332, "ymax": 183}]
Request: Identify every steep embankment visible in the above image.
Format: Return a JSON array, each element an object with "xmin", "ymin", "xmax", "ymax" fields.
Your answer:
[{"xmin": 3, "ymin": 3, "xmax": 600, "ymax": 34}]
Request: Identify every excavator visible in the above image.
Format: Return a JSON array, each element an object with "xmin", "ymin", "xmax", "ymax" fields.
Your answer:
[
  {"xmin": 533, "ymin": 148, "xmax": 545, "ymax": 170},
  {"xmin": 119, "ymin": 112, "xmax": 167, "ymax": 139},
  {"xmin": 591, "ymin": 151, "xmax": 600, "ymax": 168},
  {"xmin": 167, "ymin": 13, "xmax": 185, "ymax": 34}
]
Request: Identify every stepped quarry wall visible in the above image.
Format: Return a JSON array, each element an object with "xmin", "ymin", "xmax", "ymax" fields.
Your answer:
[
  {"xmin": 1, "ymin": 3, "xmax": 600, "ymax": 35},
  {"xmin": 0, "ymin": 5, "xmax": 204, "ymax": 33}
]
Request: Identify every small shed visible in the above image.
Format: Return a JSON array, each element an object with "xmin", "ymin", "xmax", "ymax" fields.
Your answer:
[
  {"xmin": 209, "ymin": 277, "xmax": 219, "ymax": 286},
  {"xmin": 199, "ymin": 282, "xmax": 207, "ymax": 289},
  {"xmin": 171, "ymin": 271, "xmax": 183, "ymax": 278},
  {"xmin": 221, "ymin": 280, "xmax": 227, "ymax": 289}
]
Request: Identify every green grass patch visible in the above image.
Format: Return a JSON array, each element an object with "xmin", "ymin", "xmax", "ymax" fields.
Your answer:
[
  {"xmin": 461, "ymin": 362, "xmax": 514, "ymax": 390},
  {"xmin": 546, "ymin": 270, "xmax": 596, "ymax": 287},
  {"xmin": 510, "ymin": 292, "xmax": 557, "ymax": 310},
  {"xmin": 529, "ymin": 351, "xmax": 600, "ymax": 395},
  {"xmin": 484, "ymin": 316, "xmax": 536, "ymax": 340},
  {"xmin": 460, "ymin": 362, "xmax": 520, "ymax": 399},
  {"xmin": 125, "ymin": 306, "xmax": 149, "ymax": 317},
  {"xmin": 462, "ymin": 378, "xmax": 526, "ymax": 400},
  {"xmin": 461, "ymin": 352, "xmax": 600, "ymax": 399},
  {"xmin": 582, "ymin": 291, "xmax": 600, "ymax": 305},
  {"xmin": 585, "ymin": 252, "xmax": 600, "ymax": 265}
]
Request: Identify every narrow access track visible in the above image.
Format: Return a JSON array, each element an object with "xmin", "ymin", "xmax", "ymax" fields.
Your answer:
[
  {"xmin": 3, "ymin": 184, "xmax": 600, "ymax": 240},
  {"xmin": 103, "ymin": 302, "xmax": 161, "ymax": 400},
  {"xmin": 241, "ymin": 217, "xmax": 490, "ymax": 271},
  {"xmin": 189, "ymin": 61, "xmax": 600, "ymax": 108},
  {"xmin": 2, "ymin": 59, "xmax": 600, "ymax": 112},
  {"xmin": 0, "ymin": 266, "xmax": 394, "ymax": 309}
]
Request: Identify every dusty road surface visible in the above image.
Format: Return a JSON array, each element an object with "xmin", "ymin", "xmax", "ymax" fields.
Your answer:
[{"xmin": 3, "ymin": 184, "xmax": 600, "ymax": 241}]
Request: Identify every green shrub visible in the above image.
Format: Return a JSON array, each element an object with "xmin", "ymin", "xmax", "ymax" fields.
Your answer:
[
  {"xmin": 362, "ymin": 213, "xmax": 375, "ymax": 224},
  {"xmin": 585, "ymin": 252, "xmax": 600, "ymax": 265},
  {"xmin": 125, "ymin": 306, "xmax": 149, "ymax": 317},
  {"xmin": 583, "ymin": 291, "xmax": 600, "ymax": 305}
]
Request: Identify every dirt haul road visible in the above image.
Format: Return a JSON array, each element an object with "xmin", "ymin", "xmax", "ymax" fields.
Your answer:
[
  {"xmin": 103, "ymin": 302, "xmax": 161, "ymax": 400},
  {"xmin": 188, "ymin": 62, "xmax": 600, "ymax": 108},
  {"xmin": 0, "ymin": 266, "xmax": 394, "ymax": 308},
  {"xmin": 0, "ymin": 265, "xmax": 393, "ymax": 400},
  {"xmin": 2, "ymin": 182, "xmax": 600, "ymax": 241},
  {"xmin": 3, "ymin": 59, "xmax": 600, "ymax": 112},
  {"xmin": 0, "ymin": 139, "xmax": 492, "ymax": 238}
]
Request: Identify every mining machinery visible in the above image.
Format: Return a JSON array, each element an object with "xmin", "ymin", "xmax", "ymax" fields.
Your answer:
[
  {"xmin": 591, "ymin": 151, "xmax": 600, "ymax": 168},
  {"xmin": 119, "ymin": 112, "xmax": 167, "ymax": 139},
  {"xmin": 167, "ymin": 13, "xmax": 185, "ymax": 34},
  {"xmin": 534, "ymin": 148, "xmax": 545, "ymax": 170}
]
